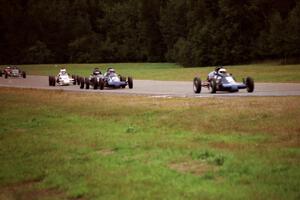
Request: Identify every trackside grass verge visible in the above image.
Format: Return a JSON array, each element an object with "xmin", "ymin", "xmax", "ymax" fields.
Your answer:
[
  {"xmin": 2, "ymin": 62, "xmax": 300, "ymax": 82},
  {"xmin": 0, "ymin": 88, "xmax": 299, "ymax": 199}
]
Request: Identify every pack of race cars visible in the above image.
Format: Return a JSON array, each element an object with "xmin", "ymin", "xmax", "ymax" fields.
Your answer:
[
  {"xmin": 48, "ymin": 67, "xmax": 133, "ymax": 90},
  {"xmin": 1, "ymin": 65, "xmax": 255, "ymax": 94},
  {"xmin": 78, "ymin": 68, "xmax": 133, "ymax": 90}
]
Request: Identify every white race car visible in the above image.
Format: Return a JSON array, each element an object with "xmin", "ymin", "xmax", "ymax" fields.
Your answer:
[{"xmin": 49, "ymin": 69, "xmax": 76, "ymax": 86}]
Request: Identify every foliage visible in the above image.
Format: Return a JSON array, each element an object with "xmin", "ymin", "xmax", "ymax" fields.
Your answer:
[{"xmin": 0, "ymin": 0, "xmax": 299, "ymax": 66}]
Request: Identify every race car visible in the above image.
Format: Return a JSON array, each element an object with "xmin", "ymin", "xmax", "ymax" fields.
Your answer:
[
  {"xmin": 0, "ymin": 66, "xmax": 26, "ymax": 79},
  {"xmin": 193, "ymin": 68, "xmax": 254, "ymax": 94},
  {"xmin": 80, "ymin": 68, "xmax": 133, "ymax": 90},
  {"xmin": 49, "ymin": 68, "xmax": 76, "ymax": 86},
  {"xmin": 80, "ymin": 68, "xmax": 104, "ymax": 89}
]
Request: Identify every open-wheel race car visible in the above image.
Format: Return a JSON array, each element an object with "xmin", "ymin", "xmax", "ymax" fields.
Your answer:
[
  {"xmin": 49, "ymin": 68, "xmax": 77, "ymax": 86},
  {"xmin": 80, "ymin": 68, "xmax": 103, "ymax": 90},
  {"xmin": 193, "ymin": 68, "xmax": 254, "ymax": 94},
  {"xmin": 0, "ymin": 66, "xmax": 26, "ymax": 79},
  {"xmin": 80, "ymin": 68, "xmax": 133, "ymax": 90}
]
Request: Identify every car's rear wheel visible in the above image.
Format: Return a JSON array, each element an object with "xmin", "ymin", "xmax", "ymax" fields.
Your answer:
[
  {"xmin": 22, "ymin": 71, "xmax": 26, "ymax": 78},
  {"xmin": 0, "ymin": 71, "xmax": 2, "ymax": 77},
  {"xmin": 128, "ymin": 77, "xmax": 133, "ymax": 89},
  {"xmin": 85, "ymin": 78, "xmax": 90, "ymax": 89},
  {"xmin": 99, "ymin": 79, "xmax": 104, "ymax": 90},
  {"xmin": 80, "ymin": 77, "xmax": 84, "ymax": 89},
  {"xmin": 93, "ymin": 78, "xmax": 98, "ymax": 89},
  {"xmin": 246, "ymin": 77, "xmax": 254, "ymax": 93},
  {"xmin": 210, "ymin": 79, "xmax": 217, "ymax": 93},
  {"xmin": 49, "ymin": 76, "xmax": 55, "ymax": 86},
  {"xmin": 76, "ymin": 76, "xmax": 80, "ymax": 85},
  {"xmin": 48, "ymin": 76, "xmax": 52, "ymax": 86},
  {"xmin": 71, "ymin": 75, "xmax": 76, "ymax": 85},
  {"xmin": 52, "ymin": 76, "xmax": 56, "ymax": 86},
  {"xmin": 193, "ymin": 77, "xmax": 202, "ymax": 94},
  {"xmin": 5, "ymin": 73, "xmax": 8, "ymax": 79}
]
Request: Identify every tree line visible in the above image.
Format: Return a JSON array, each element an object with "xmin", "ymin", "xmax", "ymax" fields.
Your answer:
[{"xmin": 0, "ymin": 0, "xmax": 299, "ymax": 66}]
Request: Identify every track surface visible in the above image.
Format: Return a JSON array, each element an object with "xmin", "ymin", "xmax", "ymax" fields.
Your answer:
[{"xmin": 1, "ymin": 75, "xmax": 300, "ymax": 97}]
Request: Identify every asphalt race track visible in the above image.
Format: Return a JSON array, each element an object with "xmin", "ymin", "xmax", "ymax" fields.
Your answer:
[{"xmin": 1, "ymin": 75, "xmax": 300, "ymax": 98}]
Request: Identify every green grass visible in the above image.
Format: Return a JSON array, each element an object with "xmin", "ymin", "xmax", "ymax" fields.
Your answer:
[
  {"xmin": 2, "ymin": 62, "xmax": 300, "ymax": 82},
  {"xmin": 0, "ymin": 88, "xmax": 299, "ymax": 199}
]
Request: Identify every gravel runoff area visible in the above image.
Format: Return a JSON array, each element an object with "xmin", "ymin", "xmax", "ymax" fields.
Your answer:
[{"xmin": 1, "ymin": 75, "xmax": 300, "ymax": 98}]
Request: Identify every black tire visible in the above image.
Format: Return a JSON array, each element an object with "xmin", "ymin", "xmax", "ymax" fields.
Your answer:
[
  {"xmin": 80, "ymin": 77, "xmax": 84, "ymax": 89},
  {"xmin": 49, "ymin": 76, "xmax": 52, "ymax": 86},
  {"xmin": 210, "ymin": 79, "xmax": 217, "ymax": 94},
  {"xmin": 76, "ymin": 76, "xmax": 80, "ymax": 85},
  {"xmin": 99, "ymin": 79, "xmax": 104, "ymax": 90},
  {"xmin": 0, "ymin": 71, "xmax": 2, "ymax": 77},
  {"xmin": 51, "ymin": 76, "xmax": 56, "ymax": 86},
  {"xmin": 246, "ymin": 77, "xmax": 254, "ymax": 93},
  {"xmin": 193, "ymin": 77, "xmax": 202, "ymax": 94},
  {"xmin": 85, "ymin": 78, "xmax": 90, "ymax": 89},
  {"xmin": 121, "ymin": 76, "xmax": 126, "ymax": 88},
  {"xmin": 128, "ymin": 77, "xmax": 133, "ymax": 89},
  {"xmin": 93, "ymin": 78, "xmax": 98, "ymax": 89},
  {"xmin": 120, "ymin": 76, "xmax": 126, "ymax": 81},
  {"xmin": 53, "ymin": 76, "xmax": 56, "ymax": 86},
  {"xmin": 71, "ymin": 75, "xmax": 76, "ymax": 85},
  {"xmin": 50, "ymin": 76, "xmax": 53, "ymax": 86},
  {"xmin": 49, "ymin": 76, "xmax": 54, "ymax": 86},
  {"xmin": 22, "ymin": 71, "xmax": 26, "ymax": 78},
  {"xmin": 5, "ymin": 73, "xmax": 8, "ymax": 79}
]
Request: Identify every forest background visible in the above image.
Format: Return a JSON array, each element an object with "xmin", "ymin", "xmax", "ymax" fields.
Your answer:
[{"xmin": 0, "ymin": 0, "xmax": 299, "ymax": 66}]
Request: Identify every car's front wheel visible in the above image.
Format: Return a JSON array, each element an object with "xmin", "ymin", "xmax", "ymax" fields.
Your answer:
[
  {"xmin": 85, "ymin": 78, "xmax": 90, "ymax": 89},
  {"xmin": 246, "ymin": 77, "xmax": 254, "ymax": 93},
  {"xmin": 210, "ymin": 79, "xmax": 217, "ymax": 94},
  {"xmin": 193, "ymin": 77, "xmax": 202, "ymax": 94},
  {"xmin": 128, "ymin": 77, "xmax": 133, "ymax": 89}
]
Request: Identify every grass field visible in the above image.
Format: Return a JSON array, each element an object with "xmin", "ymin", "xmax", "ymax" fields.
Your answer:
[
  {"xmin": 0, "ymin": 88, "xmax": 299, "ymax": 200},
  {"xmin": 2, "ymin": 62, "xmax": 300, "ymax": 82}
]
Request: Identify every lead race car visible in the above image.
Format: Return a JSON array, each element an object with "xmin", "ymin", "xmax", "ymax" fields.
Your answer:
[
  {"xmin": 193, "ymin": 68, "xmax": 254, "ymax": 94},
  {"xmin": 0, "ymin": 66, "xmax": 26, "ymax": 79},
  {"xmin": 49, "ymin": 68, "xmax": 76, "ymax": 86}
]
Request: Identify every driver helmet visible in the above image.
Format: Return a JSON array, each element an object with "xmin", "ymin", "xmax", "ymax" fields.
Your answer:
[
  {"xmin": 106, "ymin": 67, "xmax": 112, "ymax": 72},
  {"xmin": 215, "ymin": 65, "xmax": 223, "ymax": 72},
  {"xmin": 93, "ymin": 68, "xmax": 100, "ymax": 75},
  {"xmin": 60, "ymin": 68, "xmax": 67, "ymax": 75},
  {"xmin": 219, "ymin": 68, "xmax": 227, "ymax": 74},
  {"xmin": 109, "ymin": 68, "xmax": 115, "ymax": 74}
]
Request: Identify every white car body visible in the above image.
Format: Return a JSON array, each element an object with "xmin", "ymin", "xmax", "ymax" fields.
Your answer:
[{"xmin": 57, "ymin": 74, "xmax": 74, "ymax": 86}]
